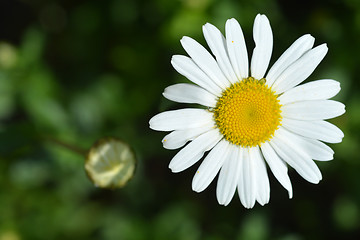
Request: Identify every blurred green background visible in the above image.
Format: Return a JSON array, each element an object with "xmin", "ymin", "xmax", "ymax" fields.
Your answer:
[{"xmin": 0, "ymin": 0, "xmax": 359, "ymax": 239}]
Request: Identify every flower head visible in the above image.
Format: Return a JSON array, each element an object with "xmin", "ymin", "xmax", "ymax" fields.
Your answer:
[
  {"xmin": 85, "ymin": 137, "xmax": 136, "ymax": 188},
  {"xmin": 149, "ymin": 14, "xmax": 345, "ymax": 208}
]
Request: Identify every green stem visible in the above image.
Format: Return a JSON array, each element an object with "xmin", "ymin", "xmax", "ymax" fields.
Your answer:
[{"xmin": 44, "ymin": 137, "xmax": 87, "ymax": 156}]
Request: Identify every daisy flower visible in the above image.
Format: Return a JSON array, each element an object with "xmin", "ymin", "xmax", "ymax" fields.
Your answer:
[{"xmin": 149, "ymin": 14, "xmax": 345, "ymax": 208}]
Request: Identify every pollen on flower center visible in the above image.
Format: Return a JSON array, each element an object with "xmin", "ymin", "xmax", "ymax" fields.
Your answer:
[{"xmin": 213, "ymin": 77, "xmax": 282, "ymax": 147}]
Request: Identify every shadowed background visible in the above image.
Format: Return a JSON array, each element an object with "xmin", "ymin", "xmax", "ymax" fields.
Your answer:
[{"xmin": 0, "ymin": 0, "xmax": 358, "ymax": 239}]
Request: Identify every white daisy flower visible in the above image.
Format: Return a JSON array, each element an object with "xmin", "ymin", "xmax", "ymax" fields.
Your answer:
[{"xmin": 149, "ymin": 14, "xmax": 345, "ymax": 208}]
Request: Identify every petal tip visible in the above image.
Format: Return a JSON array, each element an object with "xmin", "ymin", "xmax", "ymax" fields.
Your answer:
[
  {"xmin": 192, "ymin": 180, "xmax": 204, "ymax": 193},
  {"xmin": 180, "ymin": 36, "xmax": 191, "ymax": 44},
  {"xmin": 169, "ymin": 165, "xmax": 180, "ymax": 173},
  {"xmin": 148, "ymin": 117, "xmax": 155, "ymax": 129},
  {"xmin": 288, "ymin": 192, "xmax": 293, "ymax": 199},
  {"xmin": 319, "ymin": 43, "xmax": 329, "ymax": 52},
  {"xmin": 303, "ymin": 33, "xmax": 315, "ymax": 40},
  {"xmin": 226, "ymin": 18, "xmax": 239, "ymax": 27},
  {"xmin": 312, "ymin": 176, "xmax": 322, "ymax": 184},
  {"xmin": 203, "ymin": 22, "xmax": 211, "ymax": 28}
]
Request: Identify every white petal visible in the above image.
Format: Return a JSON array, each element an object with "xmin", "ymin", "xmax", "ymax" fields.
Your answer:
[
  {"xmin": 281, "ymin": 100, "xmax": 345, "ymax": 120},
  {"xmin": 250, "ymin": 146, "xmax": 270, "ymax": 206},
  {"xmin": 238, "ymin": 147, "xmax": 256, "ymax": 209},
  {"xmin": 162, "ymin": 122, "xmax": 214, "ymax": 150},
  {"xmin": 261, "ymin": 142, "xmax": 293, "ymax": 198},
  {"xmin": 149, "ymin": 108, "xmax": 213, "ymax": 131},
  {"xmin": 203, "ymin": 23, "xmax": 238, "ymax": 84},
  {"xmin": 163, "ymin": 83, "xmax": 217, "ymax": 107},
  {"xmin": 281, "ymin": 118, "xmax": 344, "ymax": 143},
  {"xmin": 192, "ymin": 139, "xmax": 230, "ymax": 192},
  {"xmin": 216, "ymin": 144, "xmax": 242, "ymax": 206},
  {"xmin": 270, "ymin": 132, "xmax": 322, "ymax": 184},
  {"xmin": 225, "ymin": 18, "xmax": 249, "ymax": 80},
  {"xmin": 169, "ymin": 128, "xmax": 222, "ymax": 173},
  {"xmin": 278, "ymin": 80, "xmax": 341, "ymax": 105},
  {"xmin": 251, "ymin": 14, "xmax": 273, "ymax": 80},
  {"xmin": 180, "ymin": 36, "xmax": 230, "ymax": 89},
  {"xmin": 272, "ymin": 44, "xmax": 328, "ymax": 94},
  {"xmin": 171, "ymin": 55, "xmax": 223, "ymax": 96},
  {"xmin": 266, "ymin": 34, "xmax": 315, "ymax": 86},
  {"xmin": 277, "ymin": 127, "xmax": 334, "ymax": 161}
]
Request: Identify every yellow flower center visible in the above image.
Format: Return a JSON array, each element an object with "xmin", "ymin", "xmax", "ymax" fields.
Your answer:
[{"xmin": 213, "ymin": 77, "xmax": 282, "ymax": 147}]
